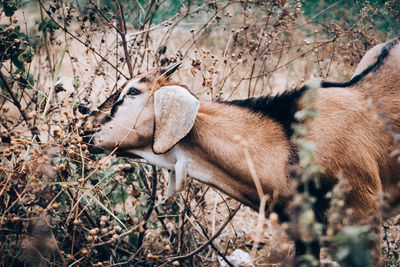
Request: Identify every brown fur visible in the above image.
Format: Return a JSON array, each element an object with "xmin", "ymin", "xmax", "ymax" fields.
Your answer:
[
  {"xmin": 173, "ymin": 88, "xmax": 399, "ymax": 224},
  {"xmin": 181, "ymin": 102, "xmax": 291, "ymax": 209},
  {"xmin": 353, "ymin": 40, "xmax": 400, "ymax": 131},
  {"xmin": 351, "ymin": 40, "xmax": 400, "ymax": 212}
]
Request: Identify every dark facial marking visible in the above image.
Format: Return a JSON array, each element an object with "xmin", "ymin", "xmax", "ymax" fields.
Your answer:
[
  {"xmin": 107, "ymin": 98, "xmax": 125, "ymax": 122},
  {"xmin": 139, "ymin": 76, "xmax": 149, "ymax": 83},
  {"xmin": 93, "ymin": 80, "xmax": 133, "ymax": 123},
  {"xmin": 97, "ymin": 90, "xmax": 123, "ymax": 112}
]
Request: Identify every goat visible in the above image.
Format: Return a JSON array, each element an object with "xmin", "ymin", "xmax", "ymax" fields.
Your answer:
[{"xmin": 83, "ymin": 40, "xmax": 400, "ymax": 265}]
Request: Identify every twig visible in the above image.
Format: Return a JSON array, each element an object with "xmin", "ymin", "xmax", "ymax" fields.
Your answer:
[
  {"xmin": 57, "ymin": 167, "xmax": 97, "ymax": 228},
  {"xmin": 191, "ymin": 212, "xmax": 235, "ymax": 267},
  {"xmin": 115, "ymin": 0, "xmax": 133, "ymax": 77},
  {"xmin": 38, "ymin": 0, "xmax": 55, "ymax": 82},
  {"xmin": 160, "ymin": 204, "xmax": 241, "ymax": 266},
  {"xmin": 177, "ymin": 179, "xmax": 194, "ymax": 255},
  {"xmin": 244, "ymin": 39, "xmax": 335, "ymax": 80},
  {"xmin": 138, "ymin": 165, "xmax": 169, "ymax": 234},
  {"xmin": 136, "ymin": 165, "xmax": 158, "ymax": 248},
  {"xmin": 37, "ymin": 0, "xmax": 128, "ymax": 80},
  {"xmin": 242, "ymin": 140, "xmax": 271, "ymax": 261},
  {"xmin": 0, "ymin": 71, "xmax": 41, "ymax": 143},
  {"xmin": 251, "ymin": 194, "xmax": 269, "ymax": 260}
]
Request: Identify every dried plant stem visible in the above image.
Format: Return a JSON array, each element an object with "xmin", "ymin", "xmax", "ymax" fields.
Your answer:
[
  {"xmin": 38, "ymin": 0, "xmax": 54, "ymax": 82},
  {"xmin": 211, "ymin": 190, "xmax": 219, "ymax": 236},
  {"xmin": 136, "ymin": 165, "xmax": 157, "ymax": 248},
  {"xmin": 251, "ymin": 194, "xmax": 269, "ymax": 259},
  {"xmin": 160, "ymin": 204, "xmax": 241, "ymax": 266},
  {"xmin": 0, "ymin": 173, "xmax": 12, "ymax": 199},
  {"xmin": 242, "ymin": 142, "xmax": 271, "ymax": 261},
  {"xmin": 244, "ymin": 39, "xmax": 335, "ymax": 80},
  {"xmin": 243, "ymin": 145, "xmax": 263, "ymax": 199},
  {"xmin": 38, "ymin": 0, "xmax": 128, "ymax": 80},
  {"xmin": 0, "ymin": 71, "xmax": 41, "ymax": 142},
  {"xmin": 115, "ymin": 0, "xmax": 133, "ymax": 77},
  {"xmin": 191, "ymin": 212, "xmax": 234, "ymax": 267},
  {"xmin": 177, "ymin": 181, "xmax": 192, "ymax": 255}
]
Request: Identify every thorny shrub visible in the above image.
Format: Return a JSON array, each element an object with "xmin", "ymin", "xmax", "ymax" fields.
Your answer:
[{"xmin": 0, "ymin": 0, "xmax": 400, "ymax": 266}]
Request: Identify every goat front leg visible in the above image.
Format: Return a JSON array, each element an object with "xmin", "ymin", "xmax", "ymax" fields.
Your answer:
[
  {"xmin": 164, "ymin": 169, "xmax": 176, "ymax": 198},
  {"xmin": 165, "ymin": 159, "xmax": 188, "ymax": 198},
  {"xmin": 174, "ymin": 159, "xmax": 188, "ymax": 193}
]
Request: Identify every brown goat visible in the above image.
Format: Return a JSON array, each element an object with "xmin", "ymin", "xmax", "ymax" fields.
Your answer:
[{"xmin": 83, "ymin": 40, "xmax": 400, "ymax": 265}]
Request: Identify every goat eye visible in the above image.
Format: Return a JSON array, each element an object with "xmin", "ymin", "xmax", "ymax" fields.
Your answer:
[{"xmin": 127, "ymin": 87, "xmax": 141, "ymax": 95}]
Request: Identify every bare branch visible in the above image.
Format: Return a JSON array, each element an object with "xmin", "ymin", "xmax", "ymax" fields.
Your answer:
[
  {"xmin": 38, "ymin": 0, "xmax": 128, "ymax": 80},
  {"xmin": 0, "ymin": 71, "xmax": 41, "ymax": 143},
  {"xmin": 160, "ymin": 204, "xmax": 241, "ymax": 266},
  {"xmin": 115, "ymin": 0, "xmax": 134, "ymax": 77}
]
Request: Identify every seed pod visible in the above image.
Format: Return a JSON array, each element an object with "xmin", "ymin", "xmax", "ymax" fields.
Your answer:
[
  {"xmin": 88, "ymin": 228, "xmax": 99, "ymax": 235},
  {"xmin": 81, "ymin": 248, "xmax": 89, "ymax": 255},
  {"xmin": 10, "ymin": 216, "xmax": 19, "ymax": 223},
  {"xmin": 84, "ymin": 122, "xmax": 93, "ymax": 131},
  {"xmin": 269, "ymin": 212, "xmax": 279, "ymax": 226},
  {"xmin": 100, "ymin": 215, "xmax": 109, "ymax": 223},
  {"xmin": 146, "ymin": 253, "xmax": 159, "ymax": 259}
]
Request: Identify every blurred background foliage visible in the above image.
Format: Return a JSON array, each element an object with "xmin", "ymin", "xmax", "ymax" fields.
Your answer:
[{"xmin": 302, "ymin": 0, "xmax": 400, "ymax": 36}]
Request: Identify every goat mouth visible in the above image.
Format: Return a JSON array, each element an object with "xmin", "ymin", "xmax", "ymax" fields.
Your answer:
[
  {"xmin": 115, "ymin": 149, "xmax": 143, "ymax": 159},
  {"xmin": 80, "ymin": 130, "xmax": 142, "ymax": 157},
  {"xmin": 86, "ymin": 142, "xmax": 106, "ymax": 154},
  {"xmin": 81, "ymin": 130, "xmax": 105, "ymax": 154}
]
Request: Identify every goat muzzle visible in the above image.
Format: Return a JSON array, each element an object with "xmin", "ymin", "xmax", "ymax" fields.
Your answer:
[{"xmin": 80, "ymin": 129, "xmax": 105, "ymax": 154}]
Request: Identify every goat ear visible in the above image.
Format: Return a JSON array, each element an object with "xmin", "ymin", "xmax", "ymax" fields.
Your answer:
[
  {"xmin": 159, "ymin": 62, "xmax": 182, "ymax": 78},
  {"xmin": 153, "ymin": 85, "xmax": 199, "ymax": 154}
]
